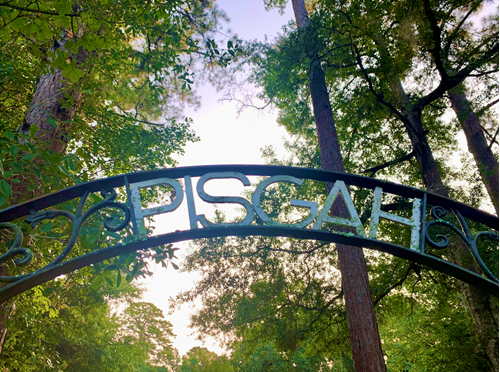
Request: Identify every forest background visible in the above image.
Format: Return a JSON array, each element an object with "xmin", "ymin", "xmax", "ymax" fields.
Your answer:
[{"xmin": 0, "ymin": 0, "xmax": 497, "ymax": 371}]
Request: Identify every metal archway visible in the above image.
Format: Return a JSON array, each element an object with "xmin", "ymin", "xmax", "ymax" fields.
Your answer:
[{"xmin": 0, "ymin": 165, "xmax": 497, "ymax": 302}]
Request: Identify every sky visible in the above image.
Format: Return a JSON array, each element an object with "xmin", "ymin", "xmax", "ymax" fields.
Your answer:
[{"xmin": 140, "ymin": 0, "xmax": 296, "ymax": 357}]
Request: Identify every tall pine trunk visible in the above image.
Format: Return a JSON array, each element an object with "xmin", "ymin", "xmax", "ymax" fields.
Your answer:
[
  {"xmin": 291, "ymin": 1, "xmax": 387, "ymax": 371},
  {"xmin": 0, "ymin": 31, "xmax": 87, "ymax": 355},
  {"xmin": 448, "ymin": 87, "xmax": 499, "ymax": 215}
]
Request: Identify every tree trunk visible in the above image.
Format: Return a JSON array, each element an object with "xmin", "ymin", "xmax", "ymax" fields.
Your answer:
[
  {"xmin": 0, "ymin": 33, "xmax": 87, "ymax": 355},
  {"xmin": 448, "ymin": 87, "xmax": 499, "ymax": 215},
  {"xmin": 292, "ymin": 1, "xmax": 387, "ymax": 371},
  {"xmin": 389, "ymin": 76, "xmax": 499, "ymax": 372}
]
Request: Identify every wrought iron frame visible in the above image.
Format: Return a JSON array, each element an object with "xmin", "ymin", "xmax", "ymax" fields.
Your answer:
[{"xmin": 0, "ymin": 165, "xmax": 497, "ymax": 302}]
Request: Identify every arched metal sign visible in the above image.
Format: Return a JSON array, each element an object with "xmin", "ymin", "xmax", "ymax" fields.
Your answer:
[{"xmin": 0, "ymin": 165, "xmax": 498, "ymax": 301}]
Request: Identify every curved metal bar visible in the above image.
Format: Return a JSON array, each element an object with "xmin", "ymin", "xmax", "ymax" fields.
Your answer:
[
  {"xmin": 0, "ymin": 165, "xmax": 497, "ymax": 229},
  {"xmin": 0, "ymin": 225, "xmax": 497, "ymax": 303},
  {"xmin": 80, "ymin": 189, "xmax": 130, "ymax": 233},
  {"xmin": 0, "ymin": 223, "xmax": 32, "ymax": 266},
  {"xmin": 425, "ymin": 206, "xmax": 471, "ymax": 250},
  {"xmin": 26, "ymin": 209, "xmax": 78, "ymax": 268},
  {"xmin": 454, "ymin": 209, "xmax": 499, "ymax": 283},
  {"xmin": 3, "ymin": 187, "xmax": 131, "ymax": 280},
  {"xmin": 425, "ymin": 219, "xmax": 468, "ymax": 250},
  {"xmin": 472, "ymin": 232, "xmax": 499, "ymax": 283},
  {"xmin": 424, "ymin": 206, "xmax": 499, "ymax": 284}
]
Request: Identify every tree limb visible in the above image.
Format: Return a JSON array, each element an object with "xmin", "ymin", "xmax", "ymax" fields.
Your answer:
[
  {"xmin": 362, "ymin": 151, "xmax": 415, "ymax": 177},
  {"xmin": 489, "ymin": 127, "xmax": 499, "ymax": 149},
  {"xmin": 478, "ymin": 99, "xmax": 499, "ymax": 116},
  {"xmin": 373, "ymin": 262, "xmax": 415, "ymax": 306},
  {"xmin": 348, "ymin": 34, "xmax": 412, "ymax": 128},
  {"xmin": 444, "ymin": 6, "xmax": 476, "ymax": 58},
  {"xmin": 414, "ymin": 40, "xmax": 499, "ymax": 113},
  {"xmin": 421, "ymin": 0, "xmax": 447, "ymax": 79},
  {"xmin": 0, "ymin": 2, "xmax": 81, "ymax": 16}
]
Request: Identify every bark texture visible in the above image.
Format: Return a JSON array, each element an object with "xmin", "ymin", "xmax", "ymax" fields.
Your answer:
[
  {"xmin": 388, "ymin": 76, "xmax": 499, "ymax": 372},
  {"xmin": 292, "ymin": 1, "xmax": 387, "ymax": 371},
  {"xmin": 12, "ymin": 36, "xmax": 87, "ymax": 203},
  {"xmin": 0, "ymin": 34, "xmax": 87, "ymax": 355},
  {"xmin": 352, "ymin": 6, "xmax": 498, "ymax": 371},
  {"xmin": 449, "ymin": 87, "xmax": 499, "ymax": 215},
  {"xmin": 19, "ymin": 69, "xmax": 84, "ymax": 153}
]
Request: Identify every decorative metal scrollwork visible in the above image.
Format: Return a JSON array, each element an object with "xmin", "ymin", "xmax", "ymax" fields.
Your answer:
[
  {"xmin": 0, "ymin": 165, "xmax": 497, "ymax": 302},
  {"xmin": 0, "ymin": 223, "xmax": 33, "ymax": 282},
  {"xmin": 0, "ymin": 188, "xmax": 131, "ymax": 283},
  {"xmin": 425, "ymin": 206, "xmax": 499, "ymax": 283}
]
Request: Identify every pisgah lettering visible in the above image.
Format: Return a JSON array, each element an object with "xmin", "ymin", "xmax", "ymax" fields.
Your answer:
[{"xmin": 130, "ymin": 172, "xmax": 422, "ymax": 250}]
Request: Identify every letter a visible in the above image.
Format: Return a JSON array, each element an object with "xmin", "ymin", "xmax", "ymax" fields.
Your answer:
[{"xmin": 313, "ymin": 181, "xmax": 365, "ymax": 236}]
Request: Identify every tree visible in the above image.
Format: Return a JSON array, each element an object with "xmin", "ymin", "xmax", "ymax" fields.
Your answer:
[
  {"xmin": 0, "ymin": 269, "xmax": 181, "ymax": 371},
  {"xmin": 181, "ymin": 347, "xmax": 234, "ymax": 372},
  {"xmin": 0, "ymin": 0, "xmax": 234, "ymax": 357},
  {"xmin": 237, "ymin": 0, "xmax": 498, "ymax": 369},
  {"xmin": 448, "ymin": 84, "xmax": 499, "ymax": 214},
  {"xmin": 286, "ymin": 1, "xmax": 387, "ymax": 370},
  {"xmin": 118, "ymin": 302, "xmax": 180, "ymax": 370},
  {"xmin": 171, "ymin": 138, "xmax": 494, "ymax": 370}
]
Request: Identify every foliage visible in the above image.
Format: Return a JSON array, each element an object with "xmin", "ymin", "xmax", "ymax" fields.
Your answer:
[
  {"xmin": 180, "ymin": 347, "xmax": 234, "ymax": 372},
  {"xmin": 233, "ymin": 0, "xmax": 498, "ymax": 204},
  {"xmin": 0, "ymin": 0, "xmax": 222, "ymax": 202},
  {"xmin": 1, "ymin": 270, "xmax": 181, "ymax": 371},
  {"xmin": 173, "ymin": 145, "xmax": 493, "ymax": 369},
  {"xmin": 0, "ymin": 0, "xmax": 240, "ymax": 367},
  {"xmin": 118, "ymin": 302, "xmax": 180, "ymax": 369}
]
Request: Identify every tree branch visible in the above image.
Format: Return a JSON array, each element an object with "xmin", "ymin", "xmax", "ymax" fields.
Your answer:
[
  {"xmin": 421, "ymin": 0, "xmax": 447, "ymax": 79},
  {"xmin": 348, "ymin": 34, "xmax": 411, "ymax": 128},
  {"xmin": 362, "ymin": 151, "xmax": 415, "ymax": 177},
  {"xmin": 414, "ymin": 0, "xmax": 499, "ymax": 113},
  {"xmin": 489, "ymin": 127, "xmax": 499, "ymax": 149},
  {"xmin": 478, "ymin": 98, "xmax": 499, "ymax": 116},
  {"xmin": 115, "ymin": 112, "xmax": 170, "ymax": 127},
  {"xmin": 444, "ymin": 6, "xmax": 476, "ymax": 57},
  {"xmin": 373, "ymin": 262, "xmax": 415, "ymax": 306},
  {"xmin": 0, "ymin": 2, "xmax": 81, "ymax": 16}
]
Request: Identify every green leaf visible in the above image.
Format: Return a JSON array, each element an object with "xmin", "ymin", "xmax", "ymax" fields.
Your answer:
[
  {"xmin": 105, "ymin": 264, "xmax": 118, "ymax": 271},
  {"xmin": 5, "ymin": 131, "xmax": 14, "ymax": 140},
  {"xmin": 116, "ymin": 271, "xmax": 122, "ymax": 287},
  {"xmin": 29, "ymin": 124, "xmax": 38, "ymax": 138},
  {"xmin": 46, "ymin": 118, "xmax": 58, "ymax": 128},
  {"xmin": 67, "ymin": 159, "xmax": 76, "ymax": 171},
  {"xmin": 22, "ymin": 154, "xmax": 36, "ymax": 161},
  {"xmin": 59, "ymin": 165, "xmax": 71, "ymax": 176},
  {"xmin": 53, "ymin": 1, "xmax": 73, "ymax": 16},
  {"xmin": 91, "ymin": 276, "xmax": 105, "ymax": 291},
  {"xmin": 171, "ymin": 262, "xmax": 179, "ymax": 270},
  {"xmin": 0, "ymin": 194, "xmax": 6, "ymax": 207},
  {"xmin": 12, "ymin": 162, "xmax": 22, "ymax": 173},
  {"xmin": 104, "ymin": 276, "xmax": 114, "ymax": 286},
  {"xmin": 27, "ymin": 183, "xmax": 36, "ymax": 192},
  {"xmin": 62, "ymin": 68, "xmax": 84, "ymax": 83},
  {"xmin": 0, "ymin": 179, "xmax": 12, "ymax": 196},
  {"xmin": 40, "ymin": 222, "xmax": 53, "ymax": 233}
]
